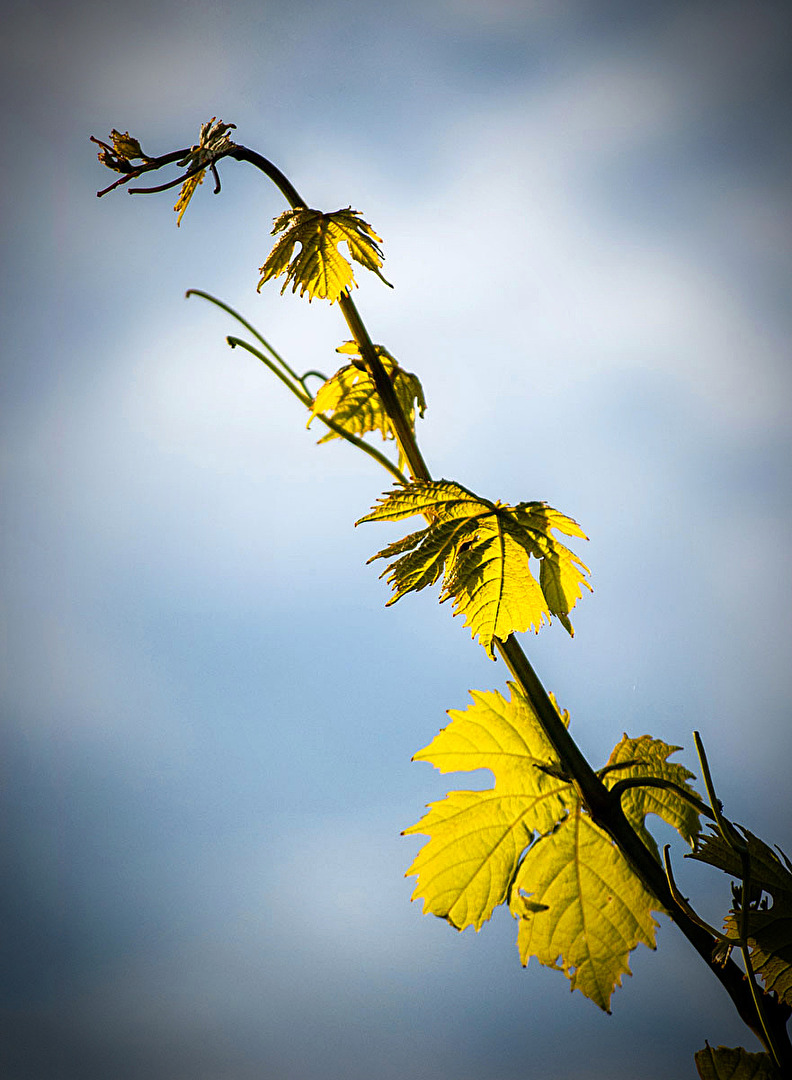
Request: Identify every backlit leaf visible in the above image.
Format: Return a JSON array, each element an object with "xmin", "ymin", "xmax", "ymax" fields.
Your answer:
[
  {"xmin": 257, "ymin": 208, "xmax": 392, "ymax": 303},
  {"xmin": 602, "ymin": 735, "xmax": 701, "ymax": 857},
  {"xmin": 511, "ymin": 807, "xmax": 659, "ymax": 1012},
  {"xmin": 357, "ymin": 479, "xmax": 590, "ymax": 657},
  {"xmin": 93, "ymin": 129, "xmax": 149, "ymax": 173},
  {"xmin": 405, "ymin": 688, "xmax": 669, "ymax": 1011},
  {"xmin": 174, "ymin": 169, "xmax": 206, "ymax": 227},
  {"xmin": 403, "ymin": 683, "xmax": 569, "ymax": 931},
  {"xmin": 111, "ymin": 129, "xmax": 146, "ymax": 160},
  {"xmin": 172, "ymin": 118, "xmax": 236, "ymax": 226},
  {"xmin": 695, "ymin": 1044, "xmax": 780, "ymax": 1079},
  {"xmin": 308, "ymin": 342, "xmax": 425, "ymax": 468}
]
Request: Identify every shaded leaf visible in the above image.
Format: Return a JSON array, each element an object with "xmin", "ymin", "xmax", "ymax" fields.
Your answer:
[
  {"xmin": 602, "ymin": 735, "xmax": 702, "ymax": 857},
  {"xmin": 695, "ymin": 1044, "xmax": 780, "ymax": 1079},
  {"xmin": 357, "ymin": 479, "xmax": 590, "ymax": 657},
  {"xmin": 689, "ymin": 828, "xmax": 792, "ymax": 898},
  {"xmin": 689, "ymin": 828, "xmax": 792, "ymax": 1006},
  {"xmin": 403, "ymin": 683, "xmax": 569, "ymax": 931},
  {"xmin": 511, "ymin": 807, "xmax": 660, "ymax": 1012},
  {"xmin": 727, "ymin": 901, "xmax": 792, "ymax": 1007},
  {"xmin": 258, "ymin": 208, "xmax": 392, "ymax": 303},
  {"xmin": 308, "ymin": 342, "xmax": 425, "ymax": 468}
]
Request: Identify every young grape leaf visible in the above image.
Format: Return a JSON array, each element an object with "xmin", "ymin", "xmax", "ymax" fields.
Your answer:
[
  {"xmin": 690, "ymin": 828, "xmax": 792, "ymax": 1006},
  {"xmin": 357, "ymin": 479, "xmax": 591, "ymax": 658},
  {"xmin": 170, "ymin": 118, "xmax": 237, "ymax": 227},
  {"xmin": 308, "ymin": 342, "xmax": 426, "ymax": 467},
  {"xmin": 403, "ymin": 683, "xmax": 570, "ymax": 931},
  {"xmin": 257, "ymin": 208, "xmax": 392, "ymax": 303},
  {"xmin": 111, "ymin": 130, "xmax": 146, "ymax": 160},
  {"xmin": 695, "ymin": 1044, "xmax": 780, "ymax": 1080},
  {"xmin": 601, "ymin": 735, "xmax": 702, "ymax": 857},
  {"xmin": 405, "ymin": 687, "xmax": 676, "ymax": 1011},
  {"xmin": 510, "ymin": 806, "xmax": 660, "ymax": 1012},
  {"xmin": 174, "ymin": 170, "xmax": 206, "ymax": 226},
  {"xmin": 93, "ymin": 129, "xmax": 150, "ymax": 172}
]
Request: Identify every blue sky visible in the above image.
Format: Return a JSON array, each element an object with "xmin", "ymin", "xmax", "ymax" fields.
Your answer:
[{"xmin": 2, "ymin": 2, "xmax": 791, "ymax": 1077}]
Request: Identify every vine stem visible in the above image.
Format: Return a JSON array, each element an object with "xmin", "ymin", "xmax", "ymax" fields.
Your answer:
[
  {"xmin": 107, "ymin": 134, "xmax": 792, "ymax": 1070},
  {"xmin": 225, "ymin": 143, "xmax": 792, "ymax": 1069},
  {"xmin": 337, "ymin": 293, "xmax": 432, "ymax": 483}
]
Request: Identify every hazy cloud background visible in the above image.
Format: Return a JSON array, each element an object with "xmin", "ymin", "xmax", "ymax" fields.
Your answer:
[{"xmin": 1, "ymin": 1, "xmax": 791, "ymax": 1077}]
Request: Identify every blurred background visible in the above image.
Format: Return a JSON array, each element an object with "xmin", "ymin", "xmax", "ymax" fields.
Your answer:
[{"xmin": 1, "ymin": 1, "xmax": 791, "ymax": 1077}]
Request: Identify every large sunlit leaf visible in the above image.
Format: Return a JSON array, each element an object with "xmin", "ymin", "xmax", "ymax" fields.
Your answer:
[
  {"xmin": 695, "ymin": 1044, "xmax": 780, "ymax": 1079},
  {"xmin": 308, "ymin": 341, "xmax": 425, "ymax": 467},
  {"xmin": 602, "ymin": 735, "xmax": 701, "ymax": 857},
  {"xmin": 403, "ymin": 683, "xmax": 570, "ymax": 931},
  {"xmin": 257, "ymin": 207, "xmax": 392, "ymax": 303},
  {"xmin": 689, "ymin": 828, "xmax": 792, "ymax": 1006},
  {"xmin": 510, "ymin": 807, "xmax": 660, "ymax": 1012},
  {"xmin": 405, "ymin": 687, "xmax": 682, "ymax": 1011},
  {"xmin": 357, "ymin": 479, "xmax": 590, "ymax": 657}
]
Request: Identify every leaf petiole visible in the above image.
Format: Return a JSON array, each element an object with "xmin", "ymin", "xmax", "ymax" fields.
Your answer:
[{"xmin": 610, "ymin": 776, "xmax": 713, "ymax": 820}]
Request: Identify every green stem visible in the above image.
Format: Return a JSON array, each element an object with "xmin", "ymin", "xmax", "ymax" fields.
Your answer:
[
  {"xmin": 694, "ymin": 732, "xmax": 748, "ymax": 852},
  {"xmin": 186, "ymin": 289, "xmax": 306, "ymax": 387},
  {"xmin": 226, "ymin": 337, "xmax": 310, "ymax": 404},
  {"xmin": 337, "ymin": 292, "xmax": 432, "ymax": 483}
]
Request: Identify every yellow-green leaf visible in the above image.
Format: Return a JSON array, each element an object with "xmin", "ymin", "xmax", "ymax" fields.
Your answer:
[
  {"xmin": 357, "ymin": 479, "xmax": 590, "ymax": 657},
  {"xmin": 404, "ymin": 684, "xmax": 570, "ymax": 931},
  {"xmin": 510, "ymin": 807, "xmax": 660, "ymax": 1012},
  {"xmin": 695, "ymin": 1044, "xmax": 780, "ymax": 1080},
  {"xmin": 257, "ymin": 208, "xmax": 392, "ymax": 304},
  {"xmin": 111, "ymin": 129, "xmax": 145, "ymax": 160},
  {"xmin": 308, "ymin": 342, "xmax": 425, "ymax": 469},
  {"xmin": 93, "ymin": 129, "xmax": 148, "ymax": 172},
  {"xmin": 174, "ymin": 169, "xmax": 206, "ymax": 227},
  {"xmin": 405, "ymin": 688, "xmax": 662, "ymax": 1011},
  {"xmin": 602, "ymin": 735, "xmax": 702, "ymax": 856}
]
